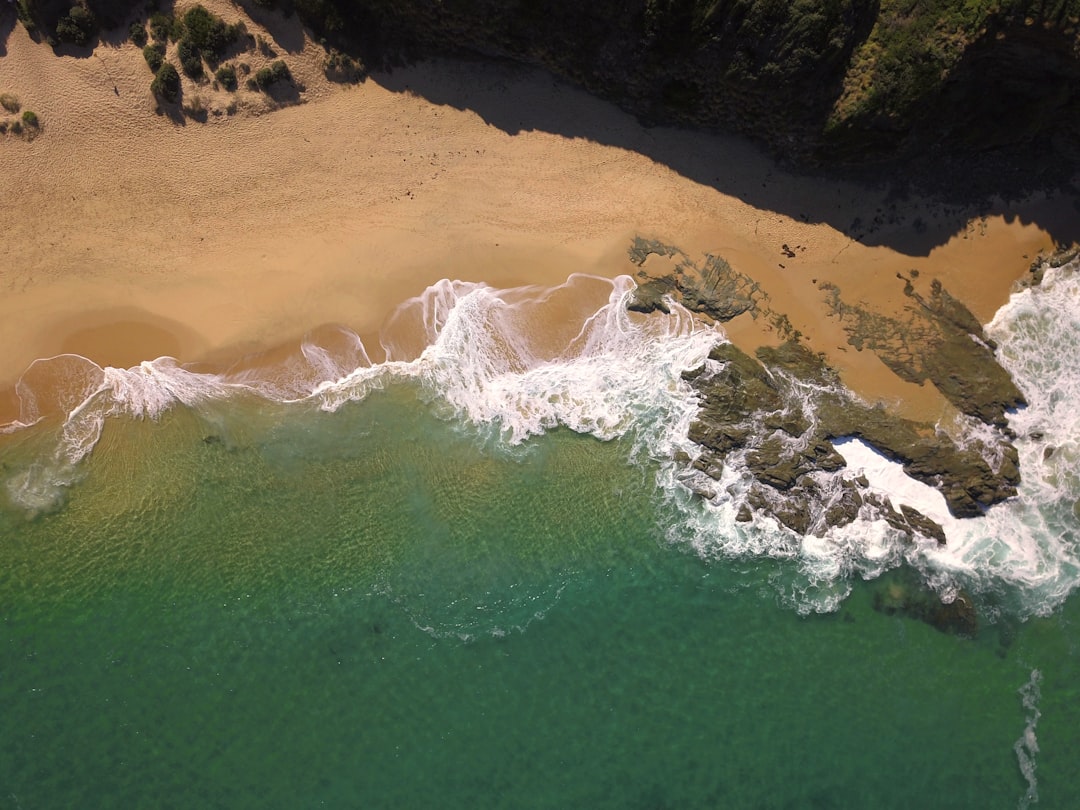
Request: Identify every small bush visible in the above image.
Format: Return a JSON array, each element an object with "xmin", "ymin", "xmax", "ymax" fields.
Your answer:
[
  {"xmin": 0, "ymin": 93, "xmax": 20, "ymax": 114},
  {"xmin": 151, "ymin": 61, "xmax": 181, "ymax": 103},
  {"xmin": 324, "ymin": 49, "xmax": 364, "ymax": 83},
  {"xmin": 254, "ymin": 66, "xmax": 273, "ymax": 89},
  {"xmin": 148, "ymin": 12, "xmax": 182, "ymax": 43},
  {"xmin": 253, "ymin": 60, "xmax": 290, "ymax": 91},
  {"xmin": 177, "ymin": 38, "xmax": 203, "ymax": 78},
  {"xmin": 215, "ymin": 64, "xmax": 238, "ymax": 91},
  {"xmin": 129, "ymin": 21, "xmax": 148, "ymax": 47},
  {"xmin": 182, "ymin": 6, "xmax": 238, "ymax": 59},
  {"xmin": 11, "ymin": 120, "xmax": 22, "ymax": 135},
  {"xmin": 55, "ymin": 4, "xmax": 97, "ymax": 46},
  {"xmin": 143, "ymin": 42, "xmax": 165, "ymax": 72},
  {"xmin": 21, "ymin": 110, "xmax": 39, "ymax": 128}
]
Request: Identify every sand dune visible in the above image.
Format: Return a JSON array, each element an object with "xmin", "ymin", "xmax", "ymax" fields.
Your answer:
[{"xmin": 0, "ymin": 1, "xmax": 1064, "ymax": 425}]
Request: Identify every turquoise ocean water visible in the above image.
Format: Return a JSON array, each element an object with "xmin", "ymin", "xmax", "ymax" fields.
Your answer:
[{"xmin": 2, "ymin": 267, "xmax": 1079, "ymax": 808}]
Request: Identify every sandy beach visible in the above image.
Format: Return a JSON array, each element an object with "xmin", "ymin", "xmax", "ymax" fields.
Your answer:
[{"xmin": 0, "ymin": 1, "xmax": 1067, "ymax": 425}]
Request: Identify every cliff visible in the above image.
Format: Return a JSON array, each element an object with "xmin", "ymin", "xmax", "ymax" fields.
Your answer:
[{"xmin": 11, "ymin": 1, "xmax": 1080, "ymax": 179}]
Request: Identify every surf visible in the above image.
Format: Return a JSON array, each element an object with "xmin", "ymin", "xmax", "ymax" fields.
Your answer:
[{"xmin": 2, "ymin": 258, "xmax": 1078, "ymax": 618}]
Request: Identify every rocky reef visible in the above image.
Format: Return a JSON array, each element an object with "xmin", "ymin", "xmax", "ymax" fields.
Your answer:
[{"xmin": 629, "ymin": 238, "xmax": 1023, "ymax": 541}]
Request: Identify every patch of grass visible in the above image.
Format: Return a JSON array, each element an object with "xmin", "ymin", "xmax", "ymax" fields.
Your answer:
[
  {"xmin": 0, "ymin": 93, "xmax": 20, "ymax": 114},
  {"xmin": 182, "ymin": 93, "xmax": 208, "ymax": 120},
  {"xmin": 151, "ymin": 61, "xmax": 181, "ymax": 103},
  {"xmin": 324, "ymin": 48, "xmax": 364, "ymax": 83},
  {"xmin": 215, "ymin": 64, "xmax": 238, "ymax": 92}
]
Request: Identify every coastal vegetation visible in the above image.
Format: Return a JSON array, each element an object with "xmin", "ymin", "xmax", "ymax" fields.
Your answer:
[
  {"xmin": 215, "ymin": 63, "xmax": 239, "ymax": 91},
  {"xmin": 128, "ymin": 19, "xmax": 147, "ymax": 46},
  {"xmin": 151, "ymin": 61, "xmax": 181, "ymax": 103},
  {"xmin": 252, "ymin": 59, "xmax": 291, "ymax": 90},
  {"xmin": 143, "ymin": 41, "xmax": 165, "ymax": 71},
  {"xmin": 6, "ymin": 0, "xmax": 1080, "ymax": 172},
  {"xmin": 0, "ymin": 91, "xmax": 40, "ymax": 139}
]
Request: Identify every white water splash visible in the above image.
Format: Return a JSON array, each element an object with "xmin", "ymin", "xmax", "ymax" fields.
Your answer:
[
  {"xmin": 1014, "ymin": 668, "xmax": 1043, "ymax": 809},
  {"xmin": 3, "ymin": 260, "xmax": 1079, "ymax": 618}
]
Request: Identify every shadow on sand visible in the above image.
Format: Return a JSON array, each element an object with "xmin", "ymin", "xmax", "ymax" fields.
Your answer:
[
  {"xmin": 0, "ymin": 9, "xmax": 14, "ymax": 58},
  {"xmin": 376, "ymin": 59, "xmax": 1080, "ymax": 257}
]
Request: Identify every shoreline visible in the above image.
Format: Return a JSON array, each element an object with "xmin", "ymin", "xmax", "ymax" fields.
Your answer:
[{"xmin": 1, "ymin": 6, "xmax": 1071, "ymax": 428}]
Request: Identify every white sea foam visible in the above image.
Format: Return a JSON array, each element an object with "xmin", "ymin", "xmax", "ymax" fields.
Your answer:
[
  {"xmin": 3, "ymin": 260, "xmax": 1079, "ymax": 617},
  {"xmin": 1014, "ymin": 668, "xmax": 1043, "ymax": 809}
]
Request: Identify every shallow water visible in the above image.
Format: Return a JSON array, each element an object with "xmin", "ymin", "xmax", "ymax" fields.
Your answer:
[{"xmin": 2, "ymin": 265, "xmax": 1080, "ymax": 807}]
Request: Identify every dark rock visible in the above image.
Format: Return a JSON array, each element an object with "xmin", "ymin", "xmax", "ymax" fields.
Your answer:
[
  {"xmin": 636, "ymin": 241, "xmax": 1026, "ymax": 535},
  {"xmin": 872, "ymin": 569, "xmax": 979, "ymax": 638},
  {"xmin": 899, "ymin": 505, "xmax": 947, "ymax": 545}
]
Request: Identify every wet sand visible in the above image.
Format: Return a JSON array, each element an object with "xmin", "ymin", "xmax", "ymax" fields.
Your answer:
[{"xmin": 0, "ymin": 4, "xmax": 1064, "ymax": 427}]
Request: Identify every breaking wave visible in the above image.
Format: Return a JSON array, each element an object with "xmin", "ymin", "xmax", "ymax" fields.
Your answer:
[{"xmin": 3, "ymin": 260, "xmax": 1079, "ymax": 616}]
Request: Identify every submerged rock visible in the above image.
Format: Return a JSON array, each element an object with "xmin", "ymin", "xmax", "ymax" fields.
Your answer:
[{"xmin": 872, "ymin": 569, "xmax": 979, "ymax": 638}]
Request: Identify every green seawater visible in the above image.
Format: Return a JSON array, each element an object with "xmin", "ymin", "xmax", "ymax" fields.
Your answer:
[{"xmin": 2, "ymin": 386, "xmax": 1080, "ymax": 808}]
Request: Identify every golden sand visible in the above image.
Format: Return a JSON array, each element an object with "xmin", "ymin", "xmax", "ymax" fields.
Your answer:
[{"xmin": 0, "ymin": 1, "xmax": 1063, "ymax": 425}]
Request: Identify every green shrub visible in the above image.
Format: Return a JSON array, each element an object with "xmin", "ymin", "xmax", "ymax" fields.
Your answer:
[
  {"xmin": 0, "ymin": 93, "xmax": 20, "ymax": 114},
  {"xmin": 253, "ymin": 60, "xmax": 290, "ymax": 91},
  {"xmin": 129, "ymin": 20, "xmax": 148, "ymax": 47},
  {"xmin": 151, "ymin": 62, "xmax": 180, "ymax": 103},
  {"xmin": 15, "ymin": 0, "xmax": 36, "ymax": 33},
  {"xmin": 55, "ymin": 4, "xmax": 97, "ymax": 46},
  {"xmin": 324, "ymin": 49, "xmax": 364, "ymax": 83},
  {"xmin": 182, "ymin": 5, "xmax": 239, "ymax": 59},
  {"xmin": 148, "ymin": 12, "xmax": 182, "ymax": 43},
  {"xmin": 215, "ymin": 64, "xmax": 238, "ymax": 92},
  {"xmin": 21, "ymin": 110, "xmax": 39, "ymax": 128},
  {"xmin": 143, "ymin": 42, "xmax": 165, "ymax": 72},
  {"xmin": 177, "ymin": 38, "xmax": 203, "ymax": 78}
]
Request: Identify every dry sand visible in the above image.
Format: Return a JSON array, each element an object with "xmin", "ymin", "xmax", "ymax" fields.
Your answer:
[{"xmin": 0, "ymin": 1, "xmax": 1065, "ymax": 425}]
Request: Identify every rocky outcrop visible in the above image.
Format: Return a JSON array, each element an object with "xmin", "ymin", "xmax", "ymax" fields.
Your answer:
[
  {"xmin": 821, "ymin": 275, "xmax": 1026, "ymax": 428},
  {"xmin": 632, "ymin": 239, "xmax": 1024, "ymax": 538},
  {"xmin": 627, "ymin": 237, "xmax": 766, "ymax": 322},
  {"xmin": 682, "ymin": 340, "xmax": 1016, "ymax": 538}
]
